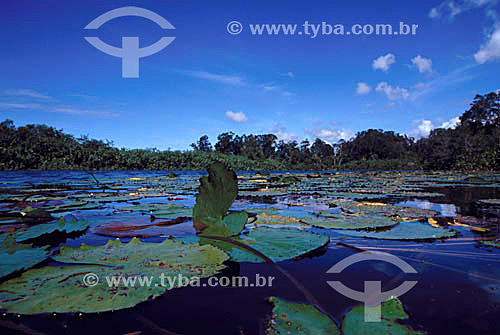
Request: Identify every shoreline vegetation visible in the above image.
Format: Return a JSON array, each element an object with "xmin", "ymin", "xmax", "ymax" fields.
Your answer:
[{"xmin": 1, "ymin": 92, "xmax": 498, "ymax": 171}]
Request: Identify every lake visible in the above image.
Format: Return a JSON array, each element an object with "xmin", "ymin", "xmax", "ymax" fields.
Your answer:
[{"xmin": 0, "ymin": 170, "xmax": 499, "ymax": 335}]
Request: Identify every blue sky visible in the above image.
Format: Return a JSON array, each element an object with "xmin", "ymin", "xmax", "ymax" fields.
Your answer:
[{"xmin": 1, "ymin": 0, "xmax": 499, "ymax": 150}]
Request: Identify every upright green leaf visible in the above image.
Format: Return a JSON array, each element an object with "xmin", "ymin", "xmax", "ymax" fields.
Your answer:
[{"xmin": 192, "ymin": 162, "xmax": 246, "ymax": 237}]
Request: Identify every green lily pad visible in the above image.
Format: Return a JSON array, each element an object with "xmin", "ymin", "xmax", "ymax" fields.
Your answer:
[
  {"xmin": 345, "ymin": 203, "xmax": 438, "ymax": 218},
  {"xmin": 220, "ymin": 227, "xmax": 329, "ymax": 263},
  {"xmin": 192, "ymin": 163, "xmax": 246, "ymax": 237},
  {"xmin": 14, "ymin": 216, "xmax": 89, "ymax": 242},
  {"xmin": 478, "ymin": 199, "xmax": 500, "ymax": 206},
  {"xmin": 342, "ymin": 297, "xmax": 424, "ymax": 335},
  {"xmin": 253, "ymin": 213, "xmax": 308, "ymax": 227},
  {"xmin": 481, "ymin": 239, "xmax": 500, "ymax": 248},
  {"xmin": 0, "ymin": 234, "xmax": 50, "ymax": 279},
  {"xmin": 335, "ymin": 221, "xmax": 456, "ymax": 240},
  {"xmin": 266, "ymin": 296, "xmax": 340, "ymax": 335},
  {"xmin": 302, "ymin": 214, "xmax": 398, "ymax": 230},
  {"xmin": 0, "ymin": 238, "xmax": 229, "ymax": 314},
  {"xmin": 78, "ymin": 193, "xmax": 142, "ymax": 203}
]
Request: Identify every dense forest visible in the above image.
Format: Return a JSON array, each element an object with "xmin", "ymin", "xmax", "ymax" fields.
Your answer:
[{"xmin": 1, "ymin": 92, "xmax": 498, "ymax": 171}]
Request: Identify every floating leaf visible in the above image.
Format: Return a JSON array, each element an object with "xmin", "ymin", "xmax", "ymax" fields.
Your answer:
[
  {"xmin": 253, "ymin": 213, "xmax": 307, "ymax": 227},
  {"xmin": 0, "ymin": 234, "xmax": 50, "ymax": 279},
  {"xmin": 14, "ymin": 217, "xmax": 89, "ymax": 242},
  {"xmin": 266, "ymin": 296, "xmax": 340, "ymax": 335},
  {"xmin": 342, "ymin": 297, "xmax": 424, "ymax": 335},
  {"xmin": 335, "ymin": 221, "xmax": 456, "ymax": 240},
  {"xmin": 302, "ymin": 214, "xmax": 398, "ymax": 230},
  {"xmin": 0, "ymin": 238, "xmax": 228, "ymax": 314},
  {"xmin": 218, "ymin": 227, "xmax": 329, "ymax": 263},
  {"xmin": 345, "ymin": 203, "xmax": 438, "ymax": 218},
  {"xmin": 478, "ymin": 199, "xmax": 500, "ymax": 206},
  {"xmin": 481, "ymin": 239, "xmax": 500, "ymax": 248}
]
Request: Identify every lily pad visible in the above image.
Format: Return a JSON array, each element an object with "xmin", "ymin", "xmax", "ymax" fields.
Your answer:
[
  {"xmin": 478, "ymin": 199, "xmax": 500, "ymax": 206},
  {"xmin": 342, "ymin": 297, "xmax": 424, "ymax": 335},
  {"xmin": 220, "ymin": 227, "xmax": 329, "ymax": 263},
  {"xmin": 481, "ymin": 239, "xmax": 500, "ymax": 248},
  {"xmin": 345, "ymin": 202, "xmax": 438, "ymax": 218},
  {"xmin": 335, "ymin": 221, "xmax": 456, "ymax": 240},
  {"xmin": 14, "ymin": 216, "xmax": 89, "ymax": 242},
  {"xmin": 253, "ymin": 213, "xmax": 308, "ymax": 227},
  {"xmin": 266, "ymin": 296, "xmax": 340, "ymax": 335},
  {"xmin": 0, "ymin": 234, "xmax": 50, "ymax": 279},
  {"xmin": 0, "ymin": 238, "xmax": 229, "ymax": 314},
  {"xmin": 302, "ymin": 214, "xmax": 398, "ymax": 230}
]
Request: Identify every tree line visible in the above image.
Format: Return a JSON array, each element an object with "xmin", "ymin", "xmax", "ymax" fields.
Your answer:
[{"xmin": 1, "ymin": 92, "xmax": 498, "ymax": 171}]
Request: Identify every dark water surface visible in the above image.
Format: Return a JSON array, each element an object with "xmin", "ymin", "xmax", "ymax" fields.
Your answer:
[{"xmin": 0, "ymin": 171, "xmax": 499, "ymax": 335}]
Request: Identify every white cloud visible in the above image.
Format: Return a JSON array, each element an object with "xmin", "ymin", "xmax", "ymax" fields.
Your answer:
[
  {"xmin": 474, "ymin": 26, "xmax": 500, "ymax": 64},
  {"xmin": 429, "ymin": 7, "xmax": 441, "ymax": 18},
  {"xmin": 411, "ymin": 55, "xmax": 434, "ymax": 74},
  {"xmin": 0, "ymin": 102, "xmax": 43, "ymax": 109},
  {"xmin": 261, "ymin": 85, "xmax": 280, "ymax": 92},
  {"xmin": 429, "ymin": 0, "xmax": 498, "ymax": 20},
  {"xmin": 412, "ymin": 82, "xmax": 426, "ymax": 90},
  {"xmin": 52, "ymin": 107, "xmax": 119, "ymax": 117},
  {"xmin": 259, "ymin": 84, "xmax": 294, "ymax": 97},
  {"xmin": 284, "ymin": 71, "xmax": 295, "ymax": 78},
  {"xmin": 376, "ymin": 82, "xmax": 409, "ymax": 101},
  {"xmin": 4, "ymin": 89, "xmax": 52, "ymax": 100},
  {"xmin": 409, "ymin": 64, "xmax": 476, "ymax": 101},
  {"xmin": 269, "ymin": 125, "xmax": 300, "ymax": 142},
  {"xmin": 356, "ymin": 82, "xmax": 372, "ymax": 95},
  {"xmin": 182, "ymin": 70, "xmax": 246, "ymax": 86},
  {"xmin": 372, "ymin": 53, "xmax": 396, "ymax": 72},
  {"xmin": 0, "ymin": 102, "xmax": 118, "ymax": 117},
  {"xmin": 408, "ymin": 116, "xmax": 461, "ymax": 139},
  {"xmin": 409, "ymin": 120, "xmax": 435, "ymax": 139},
  {"xmin": 225, "ymin": 110, "xmax": 248, "ymax": 123},
  {"xmin": 440, "ymin": 116, "xmax": 461, "ymax": 128},
  {"xmin": 304, "ymin": 127, "xmax": 354, "ymax": 143}
]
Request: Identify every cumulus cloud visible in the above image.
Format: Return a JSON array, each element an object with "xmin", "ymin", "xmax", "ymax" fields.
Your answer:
[
  {"xmin": 440, "ymin": 116, "xmax": 461, "ymax": 128},
  {"xmin": 225, "ymin": 110, "xmax": 248, "ymax": 123},
  {"xmin": 411, "ymin": 55, "xmax": 434, "ymax": 74},
  {"xmin": 409, "ymin": 120, "xmax": 435, "ymax": 139},
  {"xmin": 372, "ymin": 53, "xmax": 396, "ymax": 72},
  {"xmin": 409, "ymin": 116, "xmax": 461, "ymax": 139},
  {"xmin": 269, "ymin": 125, "xmax": 299, "ymax": 142},
  {"xmin": 428, "ymin": 1, "xmax": 500, "ymax": 65},
  {"xmin": 356, "ymin": 82, "xmax": 372, "ymax": 95},
  {"xmin": 429, "ymin": 0, "xmax": 498, "ymax": 20},
  {"xmin": 474, "ymin": 26, "xmax": 500, "ymax": 64},
  {"xmin": 375, "ymin": 82, "xmax": 410, "ymax": 101},
  {"xmin": 304, "ymin": 127, "xmax": 354, "ymax": 143}
]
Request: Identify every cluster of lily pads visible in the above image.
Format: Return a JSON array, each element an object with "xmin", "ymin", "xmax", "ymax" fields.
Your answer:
[{"xmin": 0, "ymin": 166, "xmax": 499, "ymax": 334}]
